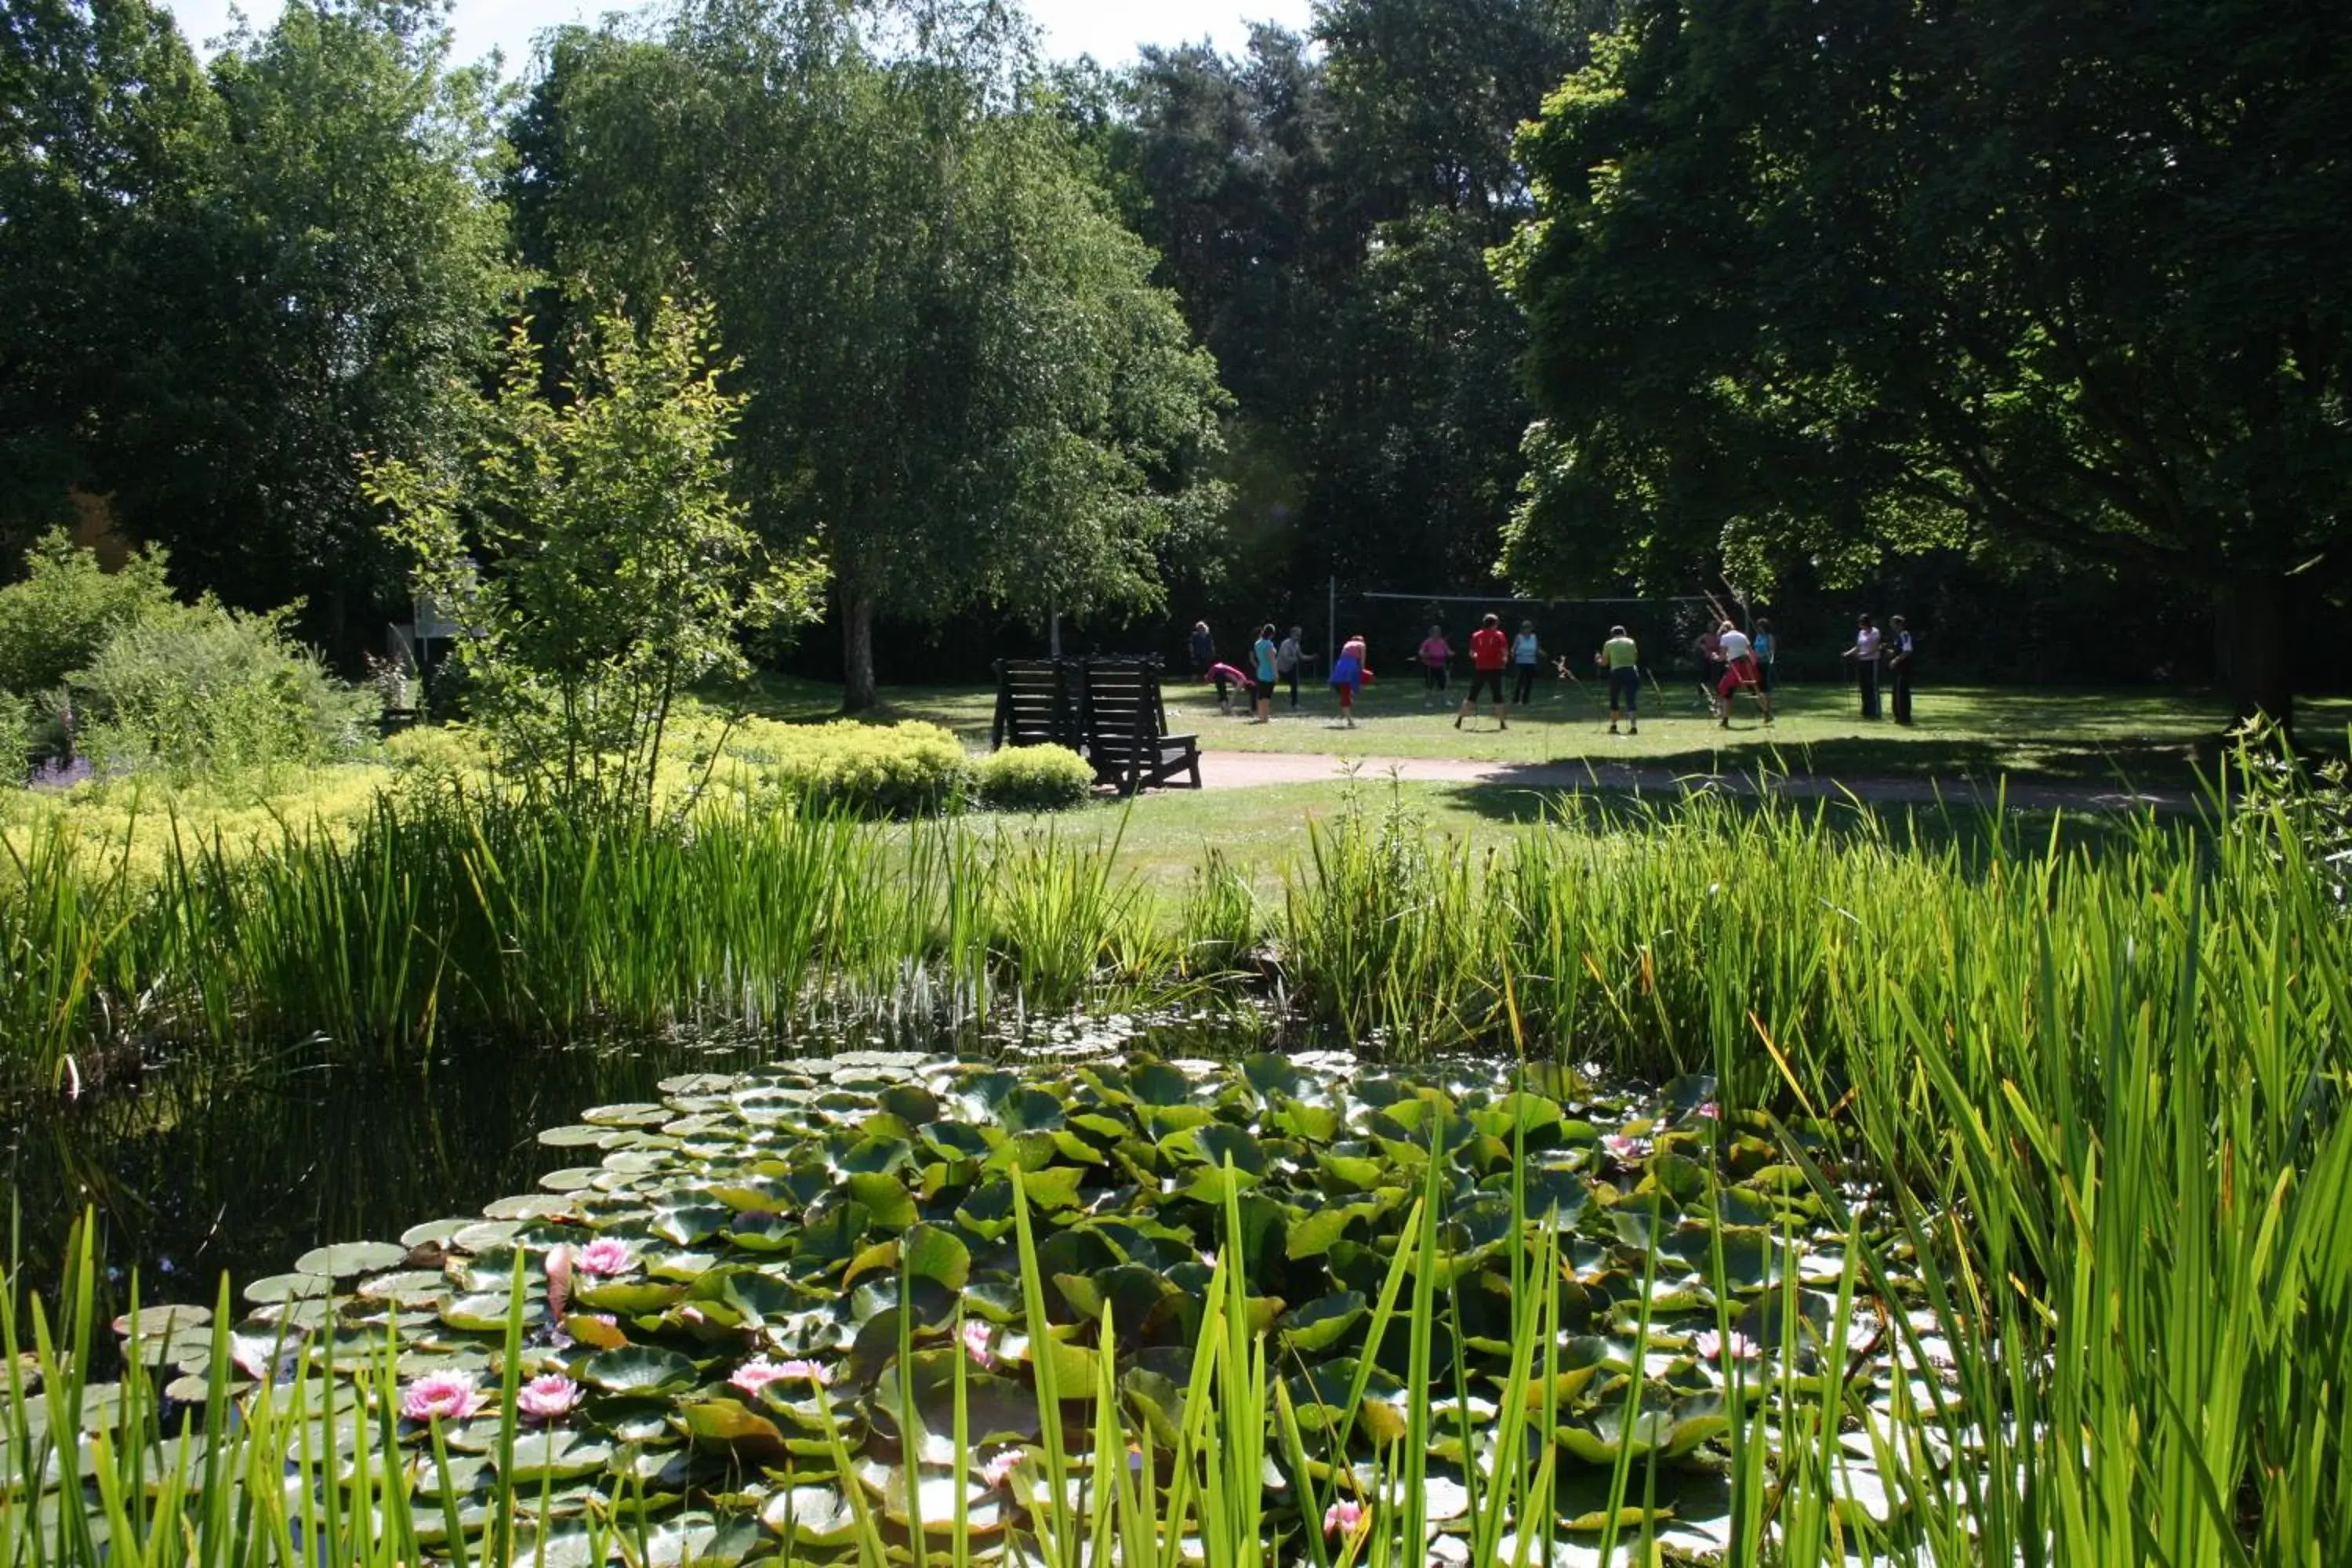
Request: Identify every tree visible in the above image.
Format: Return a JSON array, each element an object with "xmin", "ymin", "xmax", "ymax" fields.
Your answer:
[
  {"xmin": 1105, "ymin": 5, "xmax": 1613, "ymax": 610},
  {"xmin": 1501, "ymin": 0, "xmax": 2352, "ymax": 726},
  {"xmin": 510, "ymin": 1, "xmax": 1229, "ymax": 711},
  {"xmin": 123, "ymin": 0, "xmax": 513, "ymax": 643},
  {"xmin": 0, "ymin": 1, "xmax": 510, "ymax": 638},
  {"xmin": 0, "ymin": 0, "xmax": 219, "ymax": 535},
  {"xmin": 365, "ymin": 295, "xmax": 826, "ymax": 816}
]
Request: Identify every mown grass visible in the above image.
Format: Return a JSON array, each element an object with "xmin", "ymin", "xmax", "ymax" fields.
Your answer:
[{"xmin": 798, "ymin": 670, "xmax": 2352, "ymax": 786}]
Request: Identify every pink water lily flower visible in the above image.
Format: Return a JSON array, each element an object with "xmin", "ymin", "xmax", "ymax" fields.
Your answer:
[
  {"xmin": 517, "ymin": 1374, "xmax": 580, "ymax": 1421},
  {"xmin": 229, "ymin": 1334, "xmax": 295, "ymax": 1385},
  {"xmin": 1694, "ymin": 1101, "xmax": 1722, "ymax": 1121},
  {"xmin": 729, "ymin": 1358, "xmax": 796, "ymax": 1398},
  {"xmin": 1600, "ymin": 1133, "xmax": 1650, "ymax": 1166},
  {"xmin": 1694, "ymin": 1329, "xmax": 1760, "ymax": 1363},
  {"xmin": 545, "ymin": 1245, "xmax": 574, "ymax": 1319},
  {"xmin": 1323, "ymin": 1499, "xmax": 1368, "ymax": 1538},
  {"xmin": 400, "ymin": 1370, "xmax": 489, "ymax": 1423},
  {"xmin": 576, "ymin": 1238, "xmax": 634, "ymax": 1277},
  {"xmin": 980, "ymin": 1449, "xmax": 1022, "ymax": 1488},
  {"xmin": 962, "ymin": 1320, "xmax": 996, "ymax": 1370}
]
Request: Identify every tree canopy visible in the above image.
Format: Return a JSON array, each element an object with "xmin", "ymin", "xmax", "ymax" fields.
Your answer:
[
  {"xmin": 1501, "ymin": 0, "xmax": 2352, "ymax": 724},
  {"xmin": 2, "ymin": 0, "xmax": 512, "ymax": 642},
  {"xmin": 1104, "ymin": 2, "xmax": 1614, "ymax": 616},
  {"xmin": 510, "ymin": 0, "xmax": 1229, "ymax": 710}
]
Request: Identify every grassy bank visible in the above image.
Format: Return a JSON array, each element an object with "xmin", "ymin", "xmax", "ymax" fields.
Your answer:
[
  {"xmin": 8, "ymin": 856, "xmax": 2349, "ymax": 1568},
  {"xmin": 837, "ymin": 673, "xmax": 2352, "ymax": 786},
  {"xmin": 0, "ymin": 752, "xmax": 2329, "ymax": 1098}
]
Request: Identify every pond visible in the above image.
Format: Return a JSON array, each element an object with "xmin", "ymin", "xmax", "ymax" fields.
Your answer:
[
  {"xmin": 5, "ymin": 1034, "xmax": 1939, "ymax": 1565},
  {"xmin": 2, "ymin": 1014, "xmax": 1257, "ymax": 1319}
]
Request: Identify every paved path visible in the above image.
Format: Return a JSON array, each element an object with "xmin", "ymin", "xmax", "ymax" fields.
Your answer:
[{"xmin": 1194, "ymin": 750, "xmax": 2186, "ymax": 813}]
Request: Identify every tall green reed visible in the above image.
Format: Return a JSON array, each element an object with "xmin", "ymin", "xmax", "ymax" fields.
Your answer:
[{"xmin": 0, "ymin": 789, "xmax": 1214, "ymax": 1094}]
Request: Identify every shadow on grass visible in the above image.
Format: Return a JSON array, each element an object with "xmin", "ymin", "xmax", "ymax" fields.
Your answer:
[{"xmin": 1421, "ymin": 775, "xmax": 2176, "ymax": 859}]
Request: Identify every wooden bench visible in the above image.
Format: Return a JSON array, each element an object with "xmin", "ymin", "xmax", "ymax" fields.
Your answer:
[
  {"xmin": 992, "ymin": 660, "xmax": 1084, "ymax": 753},
  {"xmin": 1078, "ymin": 658, "xmax": 1201, "ymax": 795}
]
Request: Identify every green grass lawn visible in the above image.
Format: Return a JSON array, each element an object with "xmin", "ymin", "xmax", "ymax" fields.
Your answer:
[{"xmin": 748, "ymin": 670, "xmax": 2348, "ymax": 789}]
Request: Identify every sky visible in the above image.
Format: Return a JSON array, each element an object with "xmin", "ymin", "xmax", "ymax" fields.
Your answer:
[{"xmin": 159, "ymin": 0, "xmax": 1317, "ymax": 70}]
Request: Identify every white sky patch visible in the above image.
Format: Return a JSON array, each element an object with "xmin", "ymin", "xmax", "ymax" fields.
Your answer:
[{"xmin": 158, "ymin": 0, "xmax": 1314, "ymax": 71}]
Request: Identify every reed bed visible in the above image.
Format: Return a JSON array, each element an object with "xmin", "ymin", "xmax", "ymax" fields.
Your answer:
[{"xmin": 4, "ymin": 762, "xmax": 2348, "ymax": 1559}]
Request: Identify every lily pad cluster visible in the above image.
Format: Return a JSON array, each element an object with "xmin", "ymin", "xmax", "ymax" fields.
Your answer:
[{"xmin": 87, "ymin": 1051, "xmax": 1934, "ymax": 1563}]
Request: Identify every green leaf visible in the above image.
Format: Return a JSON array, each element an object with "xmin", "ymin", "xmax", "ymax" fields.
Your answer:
[
  {"xmin": 293, "ymin": 1241, "xmax": 408, "ymax": 1279},
  {"xmin": 843, "ymin": 1172, "xmax": 917, "ymax": 1229},
  {"xmin": 579, "ymin": 1345, "xmax": 699, "ymax": 1396},
  {"xmin": 1279, "ymin": 1291, "xmax": 1368, "ymax": 1353},
  {"xmin": 677, "ymin": 1398, "xmax": 789, "ymax": 1454}
]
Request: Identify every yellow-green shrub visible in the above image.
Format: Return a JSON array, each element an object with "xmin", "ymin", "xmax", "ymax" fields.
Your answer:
[
  {"xmin": 975, "ymin": 744, "xmax": 1096, "ymax": 812},
  {"xmin": 722, "ymin": 718, "xmax": 971, "ymax": 817}
]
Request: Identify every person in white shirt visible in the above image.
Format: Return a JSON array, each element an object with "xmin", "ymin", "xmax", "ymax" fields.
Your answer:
[
  {"xmin": 1511, "ymin": 620, "xmax": 1544, "ymax": 706},
  {"xmin": 1711, "ymin": 621, "xmax": 1770, "ymax": 727},
  {"xmin": 1842, "ymin": 614, "xmax": 1884, "ymax": 719}
]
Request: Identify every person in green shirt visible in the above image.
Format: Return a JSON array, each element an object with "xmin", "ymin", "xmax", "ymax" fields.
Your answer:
[{"xmin": 1596, "ymin": 626, "xmax": 1642, "ymax": 735}]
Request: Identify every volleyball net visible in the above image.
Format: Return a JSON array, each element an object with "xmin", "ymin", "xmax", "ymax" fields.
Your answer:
[{"xmin": 1345, "ymin": 592, "xmax": 1727, "ymax": 684}]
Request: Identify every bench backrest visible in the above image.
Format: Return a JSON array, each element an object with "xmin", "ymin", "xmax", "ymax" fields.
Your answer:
[
  {"xmin": 993, "ymin": 660, "xmax": 1083, "ymax": 751},
  {"xmin": 1079, "ymin": 657, "xmax": 1170, "ymax": 762}
]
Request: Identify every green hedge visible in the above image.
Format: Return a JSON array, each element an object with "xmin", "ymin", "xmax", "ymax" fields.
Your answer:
[
  {"xmin": 0, "ymin": 690, "xmax": 29, "ymax": 781},
  {"xmin": 975, "ymin": 743, "xmax": 1096, "ymax": 811},
  {"xmin": 724, "ymin": 718, "xmax": 971, "ymax": 818}
]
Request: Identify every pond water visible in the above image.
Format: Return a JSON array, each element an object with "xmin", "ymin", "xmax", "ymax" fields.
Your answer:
[
  {"xmin": 2, "ymin": 1036, "xmax": 741, "ymax": 1316},
  {"xmin": 1, "ymin": 1014, "xmax": 1265, "ymax": 1318},
  {"xmin": 6, "ymin": 1029, "xmax": 1936, "ymax": 1563}
]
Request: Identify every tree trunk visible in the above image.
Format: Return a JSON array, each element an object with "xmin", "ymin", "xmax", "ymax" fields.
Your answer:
[
  {"xmin": 840, "ymin": 586, "xmax": 878, "ymax": 714},
  {"xmin": 2216, "ymin": 571, "xmax": 2294, "ymax": 734}
]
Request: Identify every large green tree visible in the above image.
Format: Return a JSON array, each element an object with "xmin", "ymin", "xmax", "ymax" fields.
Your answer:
[
  {"xmin": 140, "ymin": 0, "xmax": 511, "ymax": 640},
  {"xmin": 0, "ymin": 0, "xmax": 509, "ymax": 644},
  {"xmin": 1108, "ymin": 4, "xmax": 1613, "ymax": 606},
  {"xmin": 1501, "ymin": 0, "xmax": 2352, "ymax": 725},
  {"xmin": 512, "ymin": 0, "xmax": 1229, "ymax": 710},
  {"xmin": 0, "ymin": 0, "xmax": 218, "ymax": 533}
]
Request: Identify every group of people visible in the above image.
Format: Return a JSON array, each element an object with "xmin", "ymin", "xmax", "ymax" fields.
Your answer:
[
  {"xmin": 1841, "ymin": 613, "xmax": 1916, "ymax": 724},
  {"xmin": 1414, "ymin": 619, "xmax": 1549, "ymax": 710},
  {"xmin": 1191, "ymin": 622, "xmax": 1308, "ymax": 724},
  {"xmin": 1189, "ymin": 608, "xmax": 1917, "ymax": 730}
]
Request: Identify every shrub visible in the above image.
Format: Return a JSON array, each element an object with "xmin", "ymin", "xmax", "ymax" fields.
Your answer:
[
  {"xmin": 0, "ymin": 690, "xmax": 28, "ymax": 784},
  {"xmin": 0, "ymin": 531, "xmax": 179, "ymax": 698},
  {"xmin": 69, "ymin": 603, "xmax": 379, "ymax": 780},
  {"xmin": 975, "ymin": 743, "xmax": 1096, "ymax": 812},
  {"xmin": 722, "ymin": 718, "xmax": 971, "ymax": 817}
]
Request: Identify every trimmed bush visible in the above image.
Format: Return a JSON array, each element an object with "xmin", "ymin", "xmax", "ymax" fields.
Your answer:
[
  {"xmin": 0, "ymin": 690, "xmax": 29, "ymax": 783},
  {"xmin": 722, "ymin": 718, "xmax": 971, "ymax": 817},
  {"xmin": 0, "ymin": 532, "xmax": 179, "ymax": 699},
  {"xmin": 70, "ymin": 603, "xmax": 379, "ymax": 780},
  {"xmin": 975, "ymin": 743, "xmax": 1096, "ymax": 812}
]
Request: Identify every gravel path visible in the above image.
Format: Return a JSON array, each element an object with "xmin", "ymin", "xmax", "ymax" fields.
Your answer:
[{"xmin": 1193, "ymin": 750, "xmax": 2187, "ymax": 813}]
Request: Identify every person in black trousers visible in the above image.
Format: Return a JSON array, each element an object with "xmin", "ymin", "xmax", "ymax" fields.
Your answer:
[
  {"xmin": 1887, "ymin": 615, "xmax": 1915, "ymax": 724},
  {"xmin": 1841, "ymin": 614, "xmax": 1883, "ymax": 719},
  {"xmin": 1278, "ymin": 626, "xmax": 1304, "ymax": 708}
]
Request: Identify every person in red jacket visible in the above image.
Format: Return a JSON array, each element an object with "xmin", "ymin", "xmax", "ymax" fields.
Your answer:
[{"xmin": 1457, "ymin": 612, "xmax": 1512, "ymax": 731}]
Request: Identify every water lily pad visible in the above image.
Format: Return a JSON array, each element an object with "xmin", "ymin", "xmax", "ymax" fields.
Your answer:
[
  {"xmin": 113, "ymin": 1304, "xmax": 212, "ymax": 1341},
  {"xmin": 496, "ymin": 1430, "xmax": 615, "ymax": 1482},
  {"xmin": 243, "ymin": 1272, "xmax": 334, "ymax": 1307},
  {"xmin": 841, "ymin": 1173, "xmax": 917, "ymax": 1230},
  {"xmin": 357, "ymin": 1271, "xmax": 452, "ymax": 1308},
  {"xmin": 763, "ymin": 1484, "xmax": 861, "ymax": 1546},
  {"xmin": 677, "ymin": 1398, "xmax": 789, "ymax": 1456},
  {"xmin": 579, "ymin": 1345, "xmax": 699, "ymax": 1396},
  {"xmin": 1279, "ymin": 1292, "xmax": 1368, "ymax": 1354}
]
